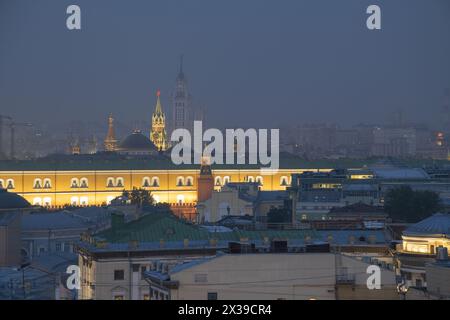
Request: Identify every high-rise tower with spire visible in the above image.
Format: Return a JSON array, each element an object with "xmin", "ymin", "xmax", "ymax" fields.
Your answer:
[
  {"xmin": 151, "ymin": 90, "xmax": 169, "ymax": 151},
  {"xmin": 172, "ymin": 55, "xmax": 192, "ymax": 133},
  {"xmin": 104, "ymin": 114, "xmax": 118, "ymax": 152}
]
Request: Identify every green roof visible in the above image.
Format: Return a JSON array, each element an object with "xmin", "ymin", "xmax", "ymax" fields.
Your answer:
[
  {"xmin": 1, "ymin": 152, "xmax": 449, "ymax": 172},
  {"xmin": 97, "ymin": 212, "xmax": 318, "ymax": 243}
]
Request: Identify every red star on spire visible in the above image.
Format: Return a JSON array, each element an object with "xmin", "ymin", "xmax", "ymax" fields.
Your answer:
[{"xmin": 156, "ymin": 89, "xmax": 161, "ymax": 97}]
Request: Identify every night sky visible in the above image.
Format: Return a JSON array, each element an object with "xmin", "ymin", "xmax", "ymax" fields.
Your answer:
[{"xmin": 1, "ymin": 0, "xmax": 450, "ymax": 129}]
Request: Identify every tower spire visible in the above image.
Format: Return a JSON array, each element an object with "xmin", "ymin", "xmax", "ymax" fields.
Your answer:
[
  {"xmin": 104, "ymin": 113, "xmax": 118, "ymax": 152},
  {"xmin": 150, "ymin": 90, "xmax": 169, "ymax": 151}
]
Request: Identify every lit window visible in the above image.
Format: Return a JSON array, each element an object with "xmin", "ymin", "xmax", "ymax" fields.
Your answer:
[
  {"xmin": 214, "ymin": 176, "xmax": 222, "ymax": 186},
  {"xmin": 176, "ymin": 195, "xmax": 185, "ymax": 204},
  {"xmin": 33, "ymin": 197, "xmax": 42, "ymax": 206},
  {"xmin": 70, "ymin": 196, "xmax": 79, "ymax": 206},
  {"xmin": 33, "ymin": 179, "xmax": 42, "ymax": 189},
  {"xmin": 43, "ymin": 197, "xmax": 51, "ymax": 207},
  {"xmin": 280, "ymin": 176, "xmax": 289, "ymax": 186},
  {"xmin": 107, "ymin": 178, "xmax": 114, "ymax": 188},
  {"xmin": 80, "ymin": 178, "xmax": 88, "ymax": 188},
  {"xmin": 0, "ymin": 179, "xmax": 4, "ymax": 189},
  {"xmin": 247, "ymin": 176, "xmax": 254, "ymax": 183},
  {"xmin": 186, "ymin": 176, "xmax": 194, "ymax": 186},
  {"xmin": 142, "ymin": 177, "xmax": 150, "ymax": 188},
  {"xmin": 116, "ymin": 178, "xmax": 124, "ymax": 188},
  {"xmin": 176, "ymin": 177, "xmax": 184, "ymax": 187},
  {"xmin": 152, "ymin": 177, "xmax": 160, "ymax": 187},
  {"xmin": 43, "ymin": 179, "xmax": 51, "ymax": 189},
  {"xmin": 71, "ymin": 178, "xmax": 79, "ymax": 188},
  {"xmin": 80, "ymin": 196, "xmax": 88, "ymax": 206},
  {"xmin": 6, "ymin": 179, "xmax": 14, "ymax": 189}
]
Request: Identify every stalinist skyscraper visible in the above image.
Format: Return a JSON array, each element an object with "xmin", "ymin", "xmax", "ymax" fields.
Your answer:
[{"xmin": 172, "ymin": 55, "xmax": 192, "ymax": 133}]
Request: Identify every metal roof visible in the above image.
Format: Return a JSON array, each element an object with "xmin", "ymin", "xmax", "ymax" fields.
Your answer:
[{"xmin": 403, "ymin": 213, "xmax": 450, "ymax": 238}]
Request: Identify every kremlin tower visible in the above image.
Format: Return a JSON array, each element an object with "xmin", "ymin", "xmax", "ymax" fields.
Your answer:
[
  {"xmin": 104, "ymin": 114, "xmax": 118, "ymax": 152},
  {"xmin": 150, "ymin": 90, "xmax": 169, "ymax": 151}
]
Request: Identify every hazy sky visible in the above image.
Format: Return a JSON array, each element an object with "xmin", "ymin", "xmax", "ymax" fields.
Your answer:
[{"xmin": 1, "ymin": 0, "xmax": 450, "ymax": 130}]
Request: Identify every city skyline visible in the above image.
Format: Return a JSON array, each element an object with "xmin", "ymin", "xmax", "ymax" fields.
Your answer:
[{"xmin": 1, "ymin": 0, "xmax": 450, "ymax": 130}]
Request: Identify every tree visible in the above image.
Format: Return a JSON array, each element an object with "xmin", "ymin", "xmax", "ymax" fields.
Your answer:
[
  {"xmin": 123, "ymin": 188, "xmax": 154, "ymax": 207},
  {"xmin": 384, "ymin": 186, "xmax": 441, "ymax": 222},
  {"xmin": 267, "ymin": 206, "xmax": 291, "ymax": 228}
]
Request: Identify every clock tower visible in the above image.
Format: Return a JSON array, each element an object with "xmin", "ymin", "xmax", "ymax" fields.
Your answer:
[{"xmin": 150, "ymin": 90, "xmax": 169, "ymax": 151}]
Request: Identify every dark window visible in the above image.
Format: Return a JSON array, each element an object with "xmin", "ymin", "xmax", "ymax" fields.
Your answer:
[
  {"xmin": 207, "ymin": 292, "xmax": 218, "ymax": 300},
  {"xmin": 114, "ymin": 270, "xmax": 125, "ymax": 280}
]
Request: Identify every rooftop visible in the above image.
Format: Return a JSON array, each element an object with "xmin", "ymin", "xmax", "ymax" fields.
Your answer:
[{"xmin": 403, "ymin": 213, "xmax": 450, "ymax": 238}]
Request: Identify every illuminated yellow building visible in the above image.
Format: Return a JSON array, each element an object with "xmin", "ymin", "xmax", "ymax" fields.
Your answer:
[
  {"xmin": 0, "ymin": 155, "xmax": 326, "ymax": 207},
  {"xmin": 396, "ymin": 213, "xmax": 450, "ymax": 288}
]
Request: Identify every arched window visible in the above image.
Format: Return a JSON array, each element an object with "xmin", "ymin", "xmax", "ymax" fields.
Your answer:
[
  {"xmin": 176, "ymin": 177, "xmax": 184, "ymax": 187},
  {"xmin": 106, "ymin": 178, "xmax": 115, "ymax": 188},
  {"xmin": 214, "ymin": 176, "xmax": 222, "ymax": 186},
  {"xmin": 43, "ymin": 178, "xmax": 51, "ymax": 189},
  {"xmin": 186, "ymin": 176, "xmax": 194, "ymax": 186},
  {"xmin": 106, "ymin": 195, "xmax": 115, "ymax": 205},
  {"xmin": 152, "ymin": 177, "xmax": 160, "ymax": 187},
  {"xmin": 176, "ymin": 194, "xmax": 185, "ymax": 204},
  {"xmin": 256, "ymin": 176, "xmax": 263, "ymax": 186},
  {"xmin": 80, "ymin": 196, "xmax": 88, "ymax": 206},
  {"xmin": 116, "ymin": 178, "xmax": 124, "ymax": 188},
  {"xmin": 33, "ymin": 197, "xmax": 42, "ymax": 206},
  {"xmin": 33, "ymin": 179, "xmax": 42, "ymax": 189},
  {"xmin": 247, "ymin": 176, "xmax": 254, "ymax": 183},
  {"xmin": 80, "ymin": 178, "xmax": 88, "ymax": 188},
  {"xmin": 6, "ymin": 179, "xmax": 14, "ymax": 189},
  {"xmin": 223, "ymin": 176, "xmax": 231, "ymax": 185},
  {"xmin": 70, "ymin": 178, "xmax": 79, "ymax": 188},
  {"xmin": 70, "ymin": 196, "xmax": 79, "ymax": 206},
  {"xmin": 142, "ymin": 177, "xmax": 151, "ymax": 188},
  {"xmin": 0, "ymin": 179, "xmax": 4, "ymax": 189},
  {"xmin": 43, "ymin": 197, "xmax": 52, "ymax": 207},
  {"xmin": 280, "ymin": 176, "xmax": 289, "ymax": 186}
]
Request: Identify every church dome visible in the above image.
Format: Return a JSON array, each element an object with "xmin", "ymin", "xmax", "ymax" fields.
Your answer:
[
  {"xmin": 0, "ymin": 189, "xmax": 31, "ymax": 209},
  {"xmin": 117, "ymin": 130, "xmax": 158, "ymax": 154}
]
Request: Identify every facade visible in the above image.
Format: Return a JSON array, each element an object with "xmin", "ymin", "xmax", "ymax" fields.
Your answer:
[
  {"xmin": 396, "ymin": 213, "xmax": 450, "ymax": 288},
  {"xmin": 0, "ymin": 153, "xmax": 334, "ymax": 208},
  {"xmin": 148, "ymin": 253, "xmax": 398, "ymax": 300}
]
